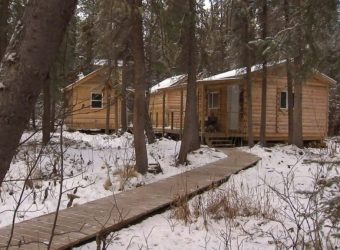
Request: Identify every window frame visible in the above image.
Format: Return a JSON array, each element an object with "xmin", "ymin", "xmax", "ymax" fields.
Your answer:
[
  {"xmin": 280, "ymin": 91, "xmax": 288, "ymax": 110},
  {"xmin": 91, "ymin": 92, "xmax": 103, "ymax": 109},
  {"xmin": 208, "ymin": 91, "xmax": 219, "ymax": 109}
]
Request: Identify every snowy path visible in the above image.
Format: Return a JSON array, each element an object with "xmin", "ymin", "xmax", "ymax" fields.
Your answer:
[{"xmin": 0, "ymin": 148, "xmax": 260, "ymax": 250}]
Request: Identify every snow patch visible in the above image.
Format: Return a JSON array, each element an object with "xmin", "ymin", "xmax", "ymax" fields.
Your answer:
[
  {"xmin": 77, "ymin": 143, "xmax": 340, "ymax": 249},
  {"xmin": 1, "ymin": 131, "xmax": 226, "ymax": 228},
  {"xmin": 77, "ymin": 72, "xmax": 85, "ymax": 80},
  {"xmin": 5, "ymin": 52, "xmax": 16, "ymax": 62},
  {"xmin": 93, "ymin": 59, "xmax": 108, "ymax": 66}
]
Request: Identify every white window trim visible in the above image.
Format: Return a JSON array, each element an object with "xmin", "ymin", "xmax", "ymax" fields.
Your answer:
[
  {"xmin": 91, "ymin": 92, "xmax": 103, "ymax": 109},
  {"xmin": 208, "ymin": 91, "xmax": 219, "ymax": 109}
]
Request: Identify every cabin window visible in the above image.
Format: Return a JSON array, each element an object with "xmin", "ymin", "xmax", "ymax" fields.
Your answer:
[
  {"xmin": 91, "ymin": 93, "xmax": 103, "ymax": 108},
  {"xmin": 280, "ymin": 91, "xmax": 288, "ymax": 109},
  {"xmin": 280, "ymin": 91, "xmax": 294, "ymax": 109},
  {"xmin": 208, "ymin": 92, "xmax": 219, "ymax": 109}
]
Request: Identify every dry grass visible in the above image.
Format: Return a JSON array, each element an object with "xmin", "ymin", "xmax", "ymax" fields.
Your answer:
[
  {"xmin": 170, "ymin": 195, "xmax": 192, "ymax": 225},
  {"xmin": 203, "ymin": 187, "xmax": 276, "ymax": 221},
  {"xmin": 113, "ymin": 166, "xmax": 139, "ymax": 191},
  {"xmin": 170, "ymin": 181, "xmax": 277, "ymax": 227}
]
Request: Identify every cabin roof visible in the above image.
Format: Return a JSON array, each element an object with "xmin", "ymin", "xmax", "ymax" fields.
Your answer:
[
  {"xmin": 150, "ymin": 74, "xmax": 187, "ymax": 93},
  {"xmin": 202, "ymin": 60, "xmax": 286, "ymax": 81},
  {"xmin": 64, "ymin": 61, "xmax": 336, "ymax": 93},
  {"xmin": 63, "ymin": 67, "xmax": 107, "ymax": 91},
  {"xmin": 315, "ymin": 71, "xmax": 337, "ymax": 85},
  {"xmin": 202, "ymin": 60, "xmax": 336, "ymax": 85}
]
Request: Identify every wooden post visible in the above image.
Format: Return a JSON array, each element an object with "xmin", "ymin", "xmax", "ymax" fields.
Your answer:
[
  {"xmin": 115, "ymin": 91, "xmax": 119, "ymax": 132},
  {"xmin": 200, "ymin": 85, "xmax": 206, "ymax": 142},
  {"xmin": 162, "ymin": 92, "xmax": 166, "ymax": 135},
  {"xmin": 156, "ymin": 112, "xmax": 158, "ymax": 128},
  {"xmin": 180, "ymin": 89, "xmax": 184, "ymax": 138},
  {"xmin": 171, "ymin": 112, "xmax": 174, "ymax": 130},
  {"xmin": 105, "ymin": 84, "xmax": 111, "ymax": 134}
]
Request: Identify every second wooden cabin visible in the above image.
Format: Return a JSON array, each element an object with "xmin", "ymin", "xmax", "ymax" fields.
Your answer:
[
  {"xmin": 63, "ymin": 66, "xmax": 123, "ymax": 131},
  {"xmin": 149, "ymin": 62, "xmax": 335, "ymax": 144}
]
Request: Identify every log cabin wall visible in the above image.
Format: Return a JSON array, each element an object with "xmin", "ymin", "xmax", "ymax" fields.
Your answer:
[
  {"xmin": 149, "ymin": 87, "xmax": 187, "ymax": 132},
  {"xmin": 64, "ymin": 69, "xmax": 121, "ymax": 131},
  {"xmin": 200, "ymin": 84, "xmax": 228, "ymax": 133},
  {"xmin": 150, "ymin": 65, "xmax": 330, "ymax": 142},
  {"xmin": 149, "ymin": 90, "xmax": 166, "ymax": 128},
  {"xmin": 240, "ymin": 66, "xmax": 329, "ymax": 141}
]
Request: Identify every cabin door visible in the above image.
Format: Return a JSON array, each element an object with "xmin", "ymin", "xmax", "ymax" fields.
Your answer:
[{"xmin": 227, "ymin": 85, "xmax": 240, "ymax": 131}]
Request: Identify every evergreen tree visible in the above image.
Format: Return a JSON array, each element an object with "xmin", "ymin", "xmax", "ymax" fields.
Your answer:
[
  {"xmin": 0, "ymin": 0, "xmax": 77, "ymax": 185},
  {"xmin": 128, "ymin": 0, "xmax": 149, "ymax": 174},
  {"xmin": 0, "ymin": 0, "xmax": 9, "ymax": 59},
  {"xmin": 76, "ymin": 0, "xmax": 97, "ymax": 75},
  {"xmin": 259, "ymin": 0, "xmax": 268, "ymax": 146},
  {"xmin": 178, "ymin": 0, "xmax": 200, "ymax": 164}
]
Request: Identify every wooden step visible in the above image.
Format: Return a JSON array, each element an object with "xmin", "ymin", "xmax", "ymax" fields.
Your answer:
[
  {"xmin": 210, "ymin": 139, "xmax": 232, "ymax": 144},
  {"xmin": 205, "ymin": 136, "xmax": 235, "ymax": 148}
]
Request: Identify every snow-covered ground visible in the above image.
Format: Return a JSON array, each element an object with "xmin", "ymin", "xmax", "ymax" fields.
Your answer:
[
  {"xmin": 78, "ymin": 142, "xmax": 340, "ymax": 250},
  {"xmin": 0, "ymin": 131, "xmax": 226, "ymax": 227},
  {"xmin": 1, "ymin": 131, "xmax": 339, "ymax": 249}
]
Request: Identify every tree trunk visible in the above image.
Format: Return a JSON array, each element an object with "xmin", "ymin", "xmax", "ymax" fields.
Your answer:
[
  {"xmin": 244, "ymin": 3, "xmax": 254, "ymax": 147},
  {"xmin": 293, "ymin": 55, "xmax": 303, "ymax": 148},
  {"xmin": 114, "ymin": 66, "xmax": 119, "ymax": 133},
  {"xmin": 246, "ymin": 58, "xmax": 254, "ymax": 147},
  {"xmin": 121, "ymin": 60, "xmax": 128, "ymax": 132},
  {"xmin": 259, "ymin": 0, "xmax": 267, "ymax": 147},
  {"xmin": 284, "ymin": 0, "xmax": 294, "ymax": 144},
  {"xmin": 105, "ymin": 80, "xmax": 111, "ymax": 135},
  {"xmin": 50, "ymin": 83, "xmax": 56, "ymax": 133},
  {"xmin": 0, "ymin": 0, "xmax": 77, "ymax": 185},
  {"xmin": 105, "ymin": 65, "xmax": 113, "ymax": 135},
  {"xmin": 177, "ymin": 0, "xmax": 200, "ymax": 165},
  {"xmin": 144, "ymin": 90, "xmax": 156, "ymax": 144},
  {"xmin": 129, "ymin": 0, "xmax": 148, "ymax": 174},
  {"xmin": 287, "ymin": 59, "xmax": 294, "ymax": 144},
  {"xmin": 292, "ymin": 0, "xmax": 304, "ymax": 148},
  {"xmin": 0, "ymin": 0, "xmax": 9, "ymax": 59},
  {"xmin": 31, "ymin": 108, "xmax": 36, "ymax": 131},
  {"xmin": 42, "ymin": 77, "xmax": 51, "ymax": 145}
]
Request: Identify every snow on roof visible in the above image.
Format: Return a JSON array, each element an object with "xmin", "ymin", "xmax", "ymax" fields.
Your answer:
[
  {"xmin": 93, "ymin": 59, "xmax": 108, "ymax": 66},
  {"xmin": 93, "ymin": 59, "xmax": 124, "ymax": 67},
  {"xmin": 151, "ymin": 74, "xmax": 186, "ymax": 93},
  {"xmin": 204, "ymin": 61, "xmax": 286, "ymax": 81},
  {"xmin": 63, "ymin": 67, "xmax": 105, "ymax": 91},
  {"xmin": 203, "ymin": 64, "xmax": 264, "ymax": 81}
]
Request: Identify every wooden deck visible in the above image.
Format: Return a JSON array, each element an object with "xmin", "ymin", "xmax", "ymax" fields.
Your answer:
[{"xmin": 0, "ymin": 149, "xmax": 260, "ymax": 250}]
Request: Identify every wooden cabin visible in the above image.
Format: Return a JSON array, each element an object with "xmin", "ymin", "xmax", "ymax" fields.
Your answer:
[
  {"xmin": 63, "ymin": 67, "xmax": 123, "ymax": 131},
  {"xmin": 149, "ymin": 62, "xmax": 336, "ymax": 143}
]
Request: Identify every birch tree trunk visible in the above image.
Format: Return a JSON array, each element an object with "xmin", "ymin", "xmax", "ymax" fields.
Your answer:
[{"xmin": 0, "ymin": 0, "xmax": 77, "ymax": 185}]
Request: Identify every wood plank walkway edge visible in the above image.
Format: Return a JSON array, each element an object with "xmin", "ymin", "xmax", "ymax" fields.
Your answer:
[{"xmin": 0, "ymin": 148, "xmax": 260, "ymax": 250}]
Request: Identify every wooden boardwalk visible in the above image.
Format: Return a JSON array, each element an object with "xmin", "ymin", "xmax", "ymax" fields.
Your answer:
[{"xmin": 0, "ymin": 149, "xmax": 260, "ymax": 250}]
